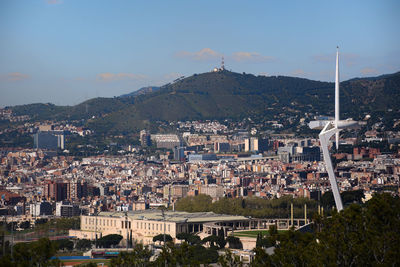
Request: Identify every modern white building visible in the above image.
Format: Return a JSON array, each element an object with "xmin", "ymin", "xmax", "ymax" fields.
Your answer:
[{"xmin": 69, "ymin": 210, "xmax": 249, "ymax": 245}]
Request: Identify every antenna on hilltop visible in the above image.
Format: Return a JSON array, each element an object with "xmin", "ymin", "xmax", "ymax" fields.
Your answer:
[{"xmin": 221, "ymin": 56, "xmax": 225, "ymax": 70}]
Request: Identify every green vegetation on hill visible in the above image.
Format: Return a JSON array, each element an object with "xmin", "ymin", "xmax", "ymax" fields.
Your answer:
[
  {"xmin": 175, "ymin": 194, "xmax": 318, "ymax": 218},
  {"xmin": 9, "ymin": 70, "xmax": 400, "ymax": 134}
]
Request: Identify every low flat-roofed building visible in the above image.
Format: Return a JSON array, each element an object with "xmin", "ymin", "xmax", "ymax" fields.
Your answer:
[{"xmin": 70, "ymin": 210, "xmax": 249, "ymax": 245}]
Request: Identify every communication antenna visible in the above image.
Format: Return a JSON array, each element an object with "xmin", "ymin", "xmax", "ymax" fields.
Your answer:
[
  {"xmin": 221, "ymin": 56, "xmax": 225, "ymax": 70},
  {"xmin": 308, "ymin": 47, "xmax": 359, "ymax": 211}
]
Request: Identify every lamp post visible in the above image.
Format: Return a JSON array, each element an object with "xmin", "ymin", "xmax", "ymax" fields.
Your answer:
[
  {"xmin": 94, "ymin": 211, "xmax": 98, "ymax": 248},
  {"xmin": 161, "ymin": 208, "xmax": 167, "ymax": 267}
]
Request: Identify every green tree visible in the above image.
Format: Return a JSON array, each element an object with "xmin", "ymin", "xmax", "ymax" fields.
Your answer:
[
  {"xmin": 12, "ymin": 237, "xmax": 58, "ymax": 266},
  {"xmin": 217, "ymin": 228, "xmax": 226, "ymax": 249},
  {"xmin": 110, "ymin": 243, "xmax": 152, "ymax": 267},
  {"xmin": 54, "ymin": 239, "xmax": 74, "ymax": 251},
  {"xmin": 218, "ymin": 249, "xmax": 243, "ymax": 267},
  {"xmin": 97, "ymin": 234, "xmax": 123, "ymax": 248},
  {"xmin": 153, "ymin": 234, "xmax": 172, "ymax": 244},
  {"xmin": 267, "ymin": 193, "xmax": 400, "ymax": 266},
  {"xmin": 226, "ymin": 236, "xmax": 243, "ymax": 249},
  {"xmin": 251, "ymin": 247, "xmax": 271, "ymax": 267},
  {"xmin": 202, "ymin": 235, "xmax": 219, "ymax": 248},
  {"xmin": 76, "ymin": 239, "xmax": 92, "ymax": 251},
  {"xmin": 175, "ymin": 194, "xmax": 212, "ymax": 212},
  {"xmin": 19, "ymin": 221, "xmax": 31, "ymax": 230}
]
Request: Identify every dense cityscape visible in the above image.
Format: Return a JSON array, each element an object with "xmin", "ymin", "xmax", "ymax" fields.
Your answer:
[
  {"xmin": 0, "ymin": 110, "xmax": 399, "ymax": 265},
  {"xmin": 1, "ymin": 0, "xmax": 400, "ymax": 266}
]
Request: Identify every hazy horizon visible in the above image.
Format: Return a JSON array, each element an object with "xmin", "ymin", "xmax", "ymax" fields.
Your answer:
[{"xmin": 1, "ymin": 0, "xmax": 399, "ymax": 107}]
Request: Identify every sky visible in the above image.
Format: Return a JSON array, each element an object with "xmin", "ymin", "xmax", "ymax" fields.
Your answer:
[{"xmin": 1, "ymin": 0, "xmax": 399, "ymax": 107}]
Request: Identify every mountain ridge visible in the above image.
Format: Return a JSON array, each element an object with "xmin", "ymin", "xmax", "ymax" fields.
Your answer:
[{"xmin": 9, "ymin": 70, "xmax": 400, "ymax": 134}]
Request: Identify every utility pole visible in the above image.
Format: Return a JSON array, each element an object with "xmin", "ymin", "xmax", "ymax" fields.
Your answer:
[
  {"xmin": 290, "ymin": 203, "xmax": 293, "ymax": 228},
  {"xmin": 161, "ymin": 208, "xmax": 167, "ymax": 267},
  {"xmin": 94, "ymin": 211, "xmax": 98, "ymax": 248},
  {"xmin": 125, "ymin": 211, "xmax": 128, "ymax": 251},
  {"xmin": 10, "ymin": 208, "xmax": 14, "ymax": 259},
  {"xmin": 2, "ymin": 216, "xmax": 5, "ymax": 257}
]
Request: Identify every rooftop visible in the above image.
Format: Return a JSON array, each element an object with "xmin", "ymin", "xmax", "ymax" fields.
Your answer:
[{"xmin": 97, "ymin": 210, "xmax": 249, "ymax": 223}]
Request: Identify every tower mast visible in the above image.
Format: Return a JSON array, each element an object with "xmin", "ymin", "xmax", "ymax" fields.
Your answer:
[{"xmin": 335, "ymin": 46, "xmax": 340, "ymax": 150}]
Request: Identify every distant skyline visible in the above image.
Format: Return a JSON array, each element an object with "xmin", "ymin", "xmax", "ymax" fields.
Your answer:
[{"xmin": 1, "ymin": 0, "xmax": 399, "ymax": 107}]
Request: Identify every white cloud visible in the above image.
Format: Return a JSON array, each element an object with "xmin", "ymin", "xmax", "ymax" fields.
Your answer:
[
  {"xmin": 163, "ymin": 72, "xmax": 183, "ymax": 81},
  {"xmin": 291, "ymin": 69, "xmax": 310, "ymax": 77},
  {"xmin": 232, "ymin": 52, "xmax": 274, "ymax": 63},
  {"xmin": 312, "ymin": 52, "xmax": 360, "ymax": 67},
  {"xmin": 96, "ymin": 73, "xmax": 147, "ymax": 82},
  {"xmin": 46, "ymin": 0, "xmax": 63, "ymax": 4},
  {"xmin": 4, "ymin": 72, "xmax": 30, "ymax": 81},
  {"xmin": 175, "ymin": 48, "xmax": 222, "ymax": 61},
  {"xmin": 360, "ymin": 67, "xmax": 378, "ymax": 75}
]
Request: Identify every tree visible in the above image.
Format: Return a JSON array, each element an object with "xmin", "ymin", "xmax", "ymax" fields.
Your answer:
[
  {"xmin": 267, "ymin": 193, "xmax": 400, "ymax": 266},
  {"xmin": 12, "ymin": 238, "xmax": 58, "ymax": 266},
  {"xmin": 218, "ymin": 249, "xmax": 243, "ymax": 267},
  {"xmin": 54, "ymin": 239, "xmax": 74, "ymax": 251},
  {"xmin": 256, "ymin": 233, "xmax": 262, "ymax": 248},
  {"xmin": 251, "ymin": 247, "xmax": 271, "ymax": 267},
  {"xmin": 176, "ymin": 232, "xmax": 201, "ymax": 245},
  {"xmin": 217, "ymin": 228, "xmax": 226, "ymax": 249},
  {"xmin": 97, "ymin": 234, "xmax": 123, "ymax": 248},
  {"xmin": 202, "ymin": 235, "xmax": 219, "ymax": 248},
  {"xmin": 153, "ymin": 234, "xmax": 172, "ymax": 244},
  {"xmin": 175, "ymin": 194, "xmax": 213, "ymax": 212},
  {"xmin": 19, "ymin": 220, "xmax": 31, "ymax": 230},
  {"xmin": 110, "ymin": 243, "xmax": 152, "ymax": 267},
  {"xmin": 76, "ymin": 239, "xmax": 92, "ymax": 251},
  {"xmin": 226, "ymin": 236, "xmax": 243, "ymax": 249}
]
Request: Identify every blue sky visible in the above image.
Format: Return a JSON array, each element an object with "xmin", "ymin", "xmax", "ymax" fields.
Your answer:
[{"xmin": 1, "ymin": 0, "xmax": 399, "ymax": 107}]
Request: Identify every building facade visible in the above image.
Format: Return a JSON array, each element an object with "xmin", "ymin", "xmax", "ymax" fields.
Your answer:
[{"xmin": 69, "ymin": 210, "xmax": 248, "ymax": 245}]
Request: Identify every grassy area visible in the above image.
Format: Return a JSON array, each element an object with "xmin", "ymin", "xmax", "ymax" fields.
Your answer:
[{"xmin": 232, "ymin": 230, "xmax": 286, "ymax": 238}]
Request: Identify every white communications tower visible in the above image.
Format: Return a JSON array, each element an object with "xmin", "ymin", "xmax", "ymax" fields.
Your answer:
[{"xmin": 309, "ymin": 47, "xmax": 358, "ymax": 211}]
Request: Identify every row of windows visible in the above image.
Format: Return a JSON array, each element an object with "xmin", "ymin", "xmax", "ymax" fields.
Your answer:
[
  {"xmin": 84, "ymin": 217, "xmax": 172, "ymax": 233},
  {"xmin": 84, "ymin": 217, "xmax": 117, "ymax": 228},
  {"xmin": 136, "ymin": 222, "xmax": 170, "ymax": 232}
]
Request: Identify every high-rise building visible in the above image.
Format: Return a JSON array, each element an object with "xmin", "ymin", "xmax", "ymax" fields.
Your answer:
[
  {"xmin": 34, "ymin": 130, "xmax": 64, "ymax": 150},
  {"xmin": 30, "ymin": 202, "xmax": 53, "ymax": 216},
  {"xmin": 44, "ymin": 181, "xmax": 70, "ymax": 201},
  {"xmin": 56, "ymin": 201, "xmax": 80, "ymax": 217},
  {"xmin": 140, "ymin": 130, "xmax": 151, "ymax": 147},
  {"xmin": 245, "ymin": 137, "xmax": 259, "ymax": 152},
  {"xmin": 214, "ymin": 142, "xmax": 230, "ymax": 153},
  {"xmin": 173, "ymin": 147, "xmax": 185, "ymax": 161},
  {"xmin": 73, "ymin": 181, "xmax": 88, "ymax": 199}
]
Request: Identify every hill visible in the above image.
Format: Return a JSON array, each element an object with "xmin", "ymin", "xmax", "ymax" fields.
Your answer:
[
  {"xmin": 9, "ymin": 70, "xmax": 400, "ymax": 134},
  {"xmin": 119, "ymin": 86, "xmax": 161, "ymax": 98}
]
